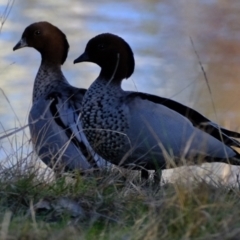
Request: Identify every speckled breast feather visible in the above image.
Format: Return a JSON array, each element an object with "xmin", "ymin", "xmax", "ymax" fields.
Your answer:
[{"xmin": 81, "ymin": 79, "xmax": 130, "ymax": 162}]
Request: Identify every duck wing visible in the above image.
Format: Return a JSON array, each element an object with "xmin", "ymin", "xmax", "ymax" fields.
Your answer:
[
  {"xmin": 29, "ymin": 87, "xmax": 107, "ymax": 171},
  {"xmin": 127, "ymin": 92, "xmax": 240, "ymax": 148}
]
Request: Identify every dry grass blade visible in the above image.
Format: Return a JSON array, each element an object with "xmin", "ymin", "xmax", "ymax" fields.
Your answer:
[
  {"xmin": 0, "ymin": 88, "xmax": 29, "ymax": 138},
  {"xmin": 190, "ymin": 37, "xmax": 212, "ymax": 95},
  {"xmin": 0, "ymin": 124, "xmax": 29, "ymax": 141},
  {"xmin": 0, "ymin": 0, "xmax": 14, "ymax": 33},
  {"xmin": 189, "ymin": 37, "xmax": 230, "ymax": 158}
]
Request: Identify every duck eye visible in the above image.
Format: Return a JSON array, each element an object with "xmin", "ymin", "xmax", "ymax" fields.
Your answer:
[
  {"xmin": 97, "ymin": 43, "xmax": 105, "ymax": 50},
  {"xmin": 34, "ymin": 30, "xmax": 41, "ymax": 36}
]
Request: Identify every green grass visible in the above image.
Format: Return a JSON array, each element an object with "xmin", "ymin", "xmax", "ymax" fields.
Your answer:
[{"xmin": 0, "ymin": 165, "xmax": 240, "ymax": 240}]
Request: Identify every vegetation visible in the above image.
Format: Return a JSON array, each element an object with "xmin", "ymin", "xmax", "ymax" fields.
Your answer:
[{"xmin": 0, "ymin": 161, "xmax": 238, "ymax": 240}]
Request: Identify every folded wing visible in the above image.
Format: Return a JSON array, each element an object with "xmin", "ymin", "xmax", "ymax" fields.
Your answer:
[{"xmin": 29, "ymin": 89, "xmax": 108, "ymax": 171}]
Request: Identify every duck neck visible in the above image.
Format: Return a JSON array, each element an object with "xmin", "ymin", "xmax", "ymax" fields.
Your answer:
[
  {"xmin": 98, "ymin": 52, "xmax": 128, "ymax": 86},
  {"xmin": 95, "ymin": 73, "xmax": 123, "ymax": 91},
  {"xmin": 32, "ymin": 60, "xmax": 67, "ymax": 103}
]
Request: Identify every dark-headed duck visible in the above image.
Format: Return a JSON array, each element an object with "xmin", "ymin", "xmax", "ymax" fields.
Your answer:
[
  {"xmin": 13, "ymin": 22, "xmax": 108, "ymax": 173},
  {"xmin": 74, "ymin": 33, "xmax": 240, "ymax": 179}
]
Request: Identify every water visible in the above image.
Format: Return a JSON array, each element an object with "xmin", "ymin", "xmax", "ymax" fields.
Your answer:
[{"xmin": 0, "ymin": 0, "xmax": 240, "ymax": 182}]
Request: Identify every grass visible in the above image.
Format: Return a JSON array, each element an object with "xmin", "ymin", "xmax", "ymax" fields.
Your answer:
[{"xmin": 0, "ymin": 161, "xmax": 239, "ymax": 240}]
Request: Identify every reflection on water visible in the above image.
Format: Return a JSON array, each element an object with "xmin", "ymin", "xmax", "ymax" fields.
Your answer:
[{"xmin": 0, "ymin": 0, "xmax": 240, "ymax": 181}]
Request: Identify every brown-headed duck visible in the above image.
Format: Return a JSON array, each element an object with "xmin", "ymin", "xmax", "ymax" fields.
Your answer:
[{"xmin": 13, "ymin": 22, "xmax": 108, "ymax": 173}]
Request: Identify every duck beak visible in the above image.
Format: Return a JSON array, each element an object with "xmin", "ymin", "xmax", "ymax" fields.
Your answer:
[
  {"xmin": 73, "ymin": 51, "xmax": 89, "ymax": 64},
  {"xmin": 13, "ymin": 38, "xmax": 28, "ymax": 51}
]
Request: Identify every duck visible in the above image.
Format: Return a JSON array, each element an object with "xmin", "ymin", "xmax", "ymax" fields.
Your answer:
[
  {"xmin": 73, "ymin": 33, "xmax": 240, "ymax": 179},
  {"xmin": 13, "ymin": 22, "xmax": 108, "ymax": 173}
]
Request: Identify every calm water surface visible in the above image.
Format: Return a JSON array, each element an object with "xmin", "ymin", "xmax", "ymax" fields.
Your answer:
[{"xmin": 0, "ymin": 0, "xmax": 240, "ymax": 178}]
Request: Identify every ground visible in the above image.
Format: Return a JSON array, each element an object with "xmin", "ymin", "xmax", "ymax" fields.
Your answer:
[{"xmin": 0, "ymin": 164, "xmax": 240, "ymax": 240}]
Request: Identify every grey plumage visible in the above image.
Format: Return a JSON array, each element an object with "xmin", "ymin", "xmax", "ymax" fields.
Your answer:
[
  {"xmin": 74, "ymin": 33, "xmax": 240, "ymax": 173},
  {"xmin": 81, "ymin": 78, "xmax": 239, "ymax": 170},
  {"xmin": 13, "ymin": 22, "xmax": 108, "ymax": 172},
  {"xmin": 29, "ymin": 65, "xmax": 106, "ymax": 171}
]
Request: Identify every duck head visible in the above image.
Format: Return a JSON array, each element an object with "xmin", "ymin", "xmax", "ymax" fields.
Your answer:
[
  {"xmin": 74, "ymin": 33, "xmax": 135, "ymax": 82},
  {"xmin": 13, "ymin": 21, "xmax": 69, "ymax": 65}
]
